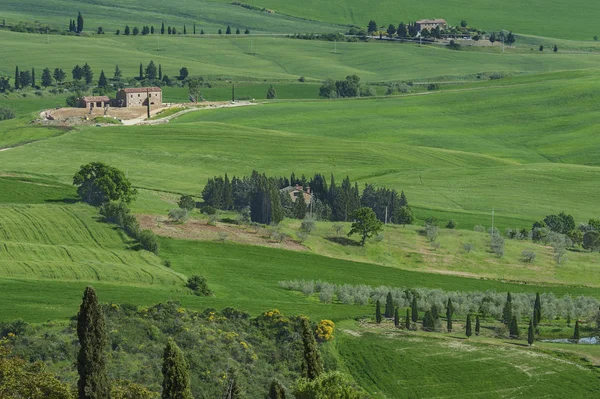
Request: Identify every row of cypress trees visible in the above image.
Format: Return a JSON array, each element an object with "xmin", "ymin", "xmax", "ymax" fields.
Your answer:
[{"xmin": 76, "ymin": 287, "xmax": 323, "ymax": 398}]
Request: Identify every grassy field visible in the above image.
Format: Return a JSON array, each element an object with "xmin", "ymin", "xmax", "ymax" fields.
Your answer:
[
  {"xmin": 334, "ymin": 322, "xmax": 600, "ymax": 398},
  {"xmin": 4, "ymin": 31, "xmax": 600, "ymax": 84}
]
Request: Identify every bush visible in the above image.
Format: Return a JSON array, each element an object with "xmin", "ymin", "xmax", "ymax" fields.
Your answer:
[
  {"xmin": 178, "ymin": 195, "xmax": 196, "ymax": 210},
  {"xmin": 168, "ymin": 208, "xmax": 188, "ymax": 223},
  {"xmin": 474, "ymin": 225, "xmax": 485, "ymax": 233},
  {"xmin": 521, "ymin": 250, "xmax": 536, "ymax": 263},
  {"xmin": 490, "ymin": 234, "xmax": 505, "ymax": 257},
  {"xmin": 66, "ymin": 95, "xmax": 78, "ymax": 107},
  {"xmin": 200, "ymin": 205, "xmax": 216, "ymax": 215},
  {"xmin": 300, "ymin": 219, "xmax": 316, "ymax": 234},
  {"xmin": 427, "ymin": 83, "xmax": 440, "ymax": 91},
  {"xmin": 137, "ymin": 229, "xmax": 159, "ymax": 254},
  {"xmin": 99, "ymin": 201, "xmax": 130, "ymax": 225},
  {"xmin": 425, "ymin": 223, "xmax": 438, "ymax": 243},
  {"xmin": 186, "ymin": 275, "xmax": 213, "ymax": 296},
  {"xmin": 296, "ymin": 231, "xmax": 308, "ymax": 243},
  {"xmin": 315, "ymin": 320, "xmax": 335, "ymax": 342},
  {"xmin": 463, "ymin": 243, "xmax": 473, "ymax": 253},
  {"xmin": 293, "ymin": 372, "xmax": 364, "ymax": 398},
  {"xmin": 446, "ymin": 220, "xmax": 457, "ymax": 229},
  {"xmin": 0, "ymin": 106, "xmax": 16, "ymax": 121},
  {"xmin": 217, "ymin": 232, "xmax": 228, "ymax": 242}
]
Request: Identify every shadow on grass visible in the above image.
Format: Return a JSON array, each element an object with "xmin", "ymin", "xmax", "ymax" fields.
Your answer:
[
  {"xmin": 325, "ymin": 236, "xmax": 361, "ymax": 247},
  {"xmin": 44, "ymin": 197, "xmax": 79, "ymax": 204}
]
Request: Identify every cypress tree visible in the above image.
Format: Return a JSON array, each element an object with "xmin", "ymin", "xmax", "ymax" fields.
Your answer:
[
  {"xmin": 534, "ymin": 292, "xmax": 542, "ymax": 327},
  {"xmin": 41, "ymin": 68, "xmax": 53, "ymax": 87},
  {"xmin": 158, "ymin": 64, "xmax": 162, "ymax": 80},
  {"xmin": 509, "ymin": 315, "xmax": 519, "ymax": 339},
  {"xmin": 293, "ymin": 188, "xmax": 307, "ymax": 219},
  {"xmin": 223, "ymin": 173, "xmax": 233, "ymax": 210},
  {"xmin": 77, "ymin": 286, "xmax": 110, "ymax": 399},
  {"xmin": 475, "ymin": 315, "xmax": 480, "ymax": 336},
  {"xmin": 573, "ymin": 320, "xmax": 580, "ymax": 341},
  {"xmin": 223, "ymin": 366, "xmax": 243, "ymax": 399},
  {"xmin": 183, "ymin": 25, "xmax": 187, "ymax": 34},
  {"xmin": 411, "ymin": 296, "xmax": 418, "ymax": 323},
  {"xmin": 502, "ymin": 292, "xmax": 513, "ymax": 324},
  {"xmin": 139, "ymin": 63, "xmax": 143, "ymax": 80},
  {"xmin": 161, "ymin": 22, "xmax": 165, "ymax": 34},
  {"xmin": 300, "ymin": 317, "xmax": 323, "ymax": 380},
  {"xmin": 422, "ymin": 311, "xmax": 434, "ymax": 331},
  {"xmin": 162, "ymin": 338, "xmax": 192, "ymax": 399},
  {"xmin": 193, "ymin": 23, "xmax": 196, "ymax": 35},
  {"xmin": 465, "ymin": 314, "xmax": 472, "ymax": 338},
  {"xmin": 446, "ymin": 298, "xmax": 453, "ymax": 332},
  {"xmin": 226, "ymin": 25, "xmax": 232, "ymax": 34},
  {"xmin": 201, "ymin": 29, "xmax": 205, "ymax": 34},
  {"xmin": 527, "ymin": 319, "xmax": 534, "ymax": 346},
  {"xmin": 405, "ymin": 308, "xmax": 410, "ymax": 330},
  {"xmin": 14, "ymin": 66, "xmax": 20, "ymax": 89},
  {"xmin": 77, "ymin": 11, "xmax": 84, "ymax": 33},
  {"xmin": 268, "ymin": 380, "xmax": 286, "ymax": 399},
  {"xmin": 394, "ymin": 307, "xmax": 399, "ymax": 328},
  {"xmin": 431, "ymin": 304, "xmax": 439, "ymax": 321},
  {"xmin": 375, "ymin": 299, "xmax": 382, "ymax": 324},
  {"xmin": 98, "ymin": 70, "xmax": 107, "ymax": 88},
  {"xmin": 384, "ymin": 292, "xmax": 394, "ymax": 318},
  {"xmin": 31, "ymin": 67, "xmax": 35, "ymax": 87}
]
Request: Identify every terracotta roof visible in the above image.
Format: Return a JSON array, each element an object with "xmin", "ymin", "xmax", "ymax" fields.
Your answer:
[
  {"xmin": 416, "ymin": 19, "xmax": 447, "ymax": 24},
  {"xmin": 120, "ymin": 87, "xmax": 162, "ymax": 93},
  {"xmin": 81, "ymin": 96, "xmax": 110, "ymax": 102}
]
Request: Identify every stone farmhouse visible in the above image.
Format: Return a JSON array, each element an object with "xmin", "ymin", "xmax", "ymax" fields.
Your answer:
[
  {"xmin": 115, "ymin": 87, "xmax": 162, "ymax": 107},
  {"xmin": 280, "ymin": 184, "xmax": 312, "ymax": 204},
  {"xmin": 79, "ymin": 95, "xmax": 110, "ymax": 109},
  {"xmin": 415, "ymin": 19, "xmax": 447, "ymax": 32}
]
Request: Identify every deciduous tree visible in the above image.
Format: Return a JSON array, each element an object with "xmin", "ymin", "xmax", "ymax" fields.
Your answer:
[
  {"xmin": 41, "ymin": 68, "xmax": 53, "ymax": 87},
  {"xmin": 347, "ymin": 207, "xmax": 383, "ymax": 246},
  {"xmin": 73, "ymin": 162, "xmax": 136, "ymax": 206}
]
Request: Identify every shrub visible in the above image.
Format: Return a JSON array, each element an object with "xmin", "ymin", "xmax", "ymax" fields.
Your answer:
[
  {"xmin": 0, "ymin": 106, "xmax": 16, "ymax": 121},
  {"xmin": 332, "ymin": 224, "xmax": 343, "ymax": 236},
  {"xmin": 300, "ymin": 219, "xmax": 316, "ymax": 233},
  {"xmin": 168, "ymin": 208, "xmax": 188, "ymax": 223},
  {"xmin": 296, "ymin": 231, "xmax": 308, "ymax": 243},
  {"xmin": 427, "ymin": 83, "xmax": 440, "ymax": 91},
  {"xmin": 299, "ymin": 76, "xmax": 306, "ymax": 82},
  {"xmin": 521, "ymin": 250, "xmax": 536, "ymax": 263},
  {"xmin": 178, "ymin": 195, "xmax": 196, "ymax": 210},
  {"xmin": 186, "ymin": 275, "xmax": 212, "ymax": 296},
  {"xmin": 200, "ymin": 205, "xmax": 216, "ymax": 215},
  {"xmin": 65, "ymin": 95, "xmax": 78, "ymax": 107},
  {"xmin": 207, "ymin": 214, "xmax": 218, "ymax": 226},
  {"xmin": 446, "ymin": 220, "xmax": 457, "ymax": 229},
  {"xmin": 315, "ymin": 320, "xmax": 335, "ymax": 342},
  {"xmin": 474, "ymin": 225, "xmax": 485, "ymax": 233},
  {"xmin": 217, "ymin": 232, "xmax": 228, "ymax": 242},
  {"xmin": 137, "ymin": 229, "xmax": 159, "ymax": 254},
  {"xmin": 490, "ymin": 234, "xmax": 505, "ymax": 257},
  {"xmin": 163, "ymin": 259, "xmax": 172, "ymax": 268},
  {"xmin": 99, "ymin": 201, "xmax": 130, "ymax": 225},
  {"xmin": 425, "ymin": 222, "xmax": 438, "ymax": 242},
  {"xmin": 463, "ymin": 243, "xmax": 473, "ymax": 253}
]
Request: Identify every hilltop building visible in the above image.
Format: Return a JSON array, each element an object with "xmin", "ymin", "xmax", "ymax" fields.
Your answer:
[
  {"xmin": 115, "ymin": 87, "xmax": 162, "ymax": 107},
  {"xmin": 281, "ymin": 184, "xmax": 312, "ymax": 203},
  {"xmin": 415, "ymin": 19, "xmax": 447, "ymax": 32}
]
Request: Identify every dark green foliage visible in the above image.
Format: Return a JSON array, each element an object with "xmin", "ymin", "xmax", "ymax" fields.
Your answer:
[
  {"xmin": 186, "ymin": 275, "xmax": 212, "ymax": 296},
  {"xmin": 534, "ymin": 293, "xmax": 542, "ymax": 327},
  {"xmin": 509, "ymin": 315, "xmax": 519, "ymax": 338},
  {"xmin": 267, "ymin": 85, "xmax": 277, "ymax": 99},
  {"xmin": 361, "ymin": 183, "xmax": 407, "ymax": 224},
  {"xmin": 319, "ymin": 75, "xmax": 361, "ymax": 98},
  {"xmin": 367, "ymin": 20, "xmax": 377, "ymax": 33},
  {"xmin": 375, "ymin": 300, "xmax": 382, "ymax": 324},
  {"xmin": 386, "ymin": 24, "xmax": 396, "ymax": 36},
  {"xmin": 158, "ymin": 64, "xmax": 162, "ymax": 80},
  {"xmin": 431, "ymin": 305, "xmax": 439, "ymax": 321},
  {"xmin": 19, "ymin": 70, "xmax": 32, "ymax": 87},
  {"xmin": 146, "ymin": 61, "xmax": 158, "ymax": 80},
  {"xmin": 544, "ymin": 213, "xmax": 575, "ymax": 234},
  {"xmin": 137, "ymin": 230, "xmax": 159, "ymax": 254},
  {"xmin": 201, "ymin": 205, "xmax": 217, "ymax": 215},
  {"xmin": 73, "ymin": 162, "xmax": 136, "ymax": 206},
  {"xmin": 394, "ymin": 206, "xmax": 413, "ymax": 226},
  {"xmin": 133, "ymin": 26, "xmax": 139, "ymax": 35},
  {"xmin": 528, "ymin": 319, "xmax": 534, "ymax": 346},
  {"xmin": 465, "ymin": 314, "xmax": 472, "ymax": 338},
  {"xmin": 66, "ymin": 95, "xmax": 79, "ymax": 107},
  {"xmin": 250, "ymin": 174, "xmax": 284, "ymax": 225},
  {"xmin": 446, "ymin": 220, "xmax": 457, "ymax": 229},
  {"xmin": 411, "ymin": 297, "xmax": 418, "ymax": 323},
  {"xmin": 162, "ymin": 338, "xmax": 193, "ymax": 399},
  {"xmin": 394, "ymin": 308, "xmax": 399, "ymax": 327},
  {"xmin": 348, "ymin": 207, "xmax": 383, "ymax": 246},
  {"xmin": 293, "ymin": 189, "xmax": 307, "ymax": 219},
  {"xmin": 179, "ymin": 67, "xmax": 189, "ymax": 80},
  {"xmin": 236, "ymin": 28, "xmax": 241, "ymax": 34},
  {"xmin": 583, "ymin": 231, "xmax": 600, "ymax": 251},
  {"xmin": 77, "ymin": 286, "xmax": 110, "ymax": 399},
  {"xmin": 98, "ymin": 70, "xmax": 108, "ymax": 88},
  {"xmin": 226, "ymin": 25, "xmax": 232, "ymax": 34},
  {"xmin": 41, "ymin": 67, "xmax": 53, "ymax": 87},
  {"xmin": 405, "ymin": 308, "xmax": 410, "ymax": 329},
  {"xmin": 506, "ymin": 31, "xmax": 515, "ymax": 45},
  {"xmin": 446, "ymin": 298, "xmax": 453, "ymax": 332},
  {"xmin": 553, "ymin": 44, "xmax": 558, "ymax": 52},
  {"xmin": 384, "ymin": 292, "xmax": 394, "ymax": 318},
  {"xmin": 31, "ymin": 67, "xmax": 36, "ymax": 87},
  {"xmin": 161, "ymin": 22, "xmax": 165, "ymax": 34},
  {"xmin": 268, "ymin": 380, "xmax": 286, "ymax": 399},
  {"xmin": 139, "ymin": 63, "xmax": 143, "ymax": 80},
  {"xmin": 178, "ymin": 195, "xmax": 196, "ymax": 211},
  {"xmin": 124, "ymin": 25, "xmax": 130, "ymax": 35},
  {"xmin": 0, "ymin": 106, "xmax": 16, "ymax": 121},
  {"xmin": 300, "ymin": 317, "xmax": 323, "ymax": 380},
  {"xmin": 14, "ymin": 65, "xmax": 20, "ymax": 89},
  {"xmin": 293, "ymin": 371, "xmax": 363, "ymax": 399},
  {"xmin": 77, "ymin": 11, "xmax": 84, "ymax": 33},
  {"xmin": 502, "ymin": 292, "xmax": 512, "ymax": 324},
  {"xmin": 422, "ymin": 311, "xmax": 434, "ymax": 331},
  {"xmin": 573, "ymin": 320, "xmax": 580, "ymax": 341},
  {"xmin": 475, "ymin": 315, "xmax": 480, "ymax": 336},
  {"xmin": 0, "ymin": 76, "xmax": 11, "ymax": 93},
  {"xmin": 82, "ymin": 63, "xmax": 93, "ymax": 85}
]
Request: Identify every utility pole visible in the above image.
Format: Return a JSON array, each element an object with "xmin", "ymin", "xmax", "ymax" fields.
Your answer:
[
  {"xmin": 250, "ymin": 40, "xmax": 253, "ymax": 54},
  {"xmin": 146, "ymin": 89, "xmax": 150, "ymax": 118},
  {"xmin": 232, "ymin": 83, "xmax": 235, "ymax": 102},
  {"xmin": 491, "ymin": 208, "xmax": 495, "ymax": 236},
  {"xmin": 334, "ymin": 40, "xmax": 337, "ymax": 54},
  {"xmin": 385, "ymin": 206, "xmax": 388, "ymax": 225}
]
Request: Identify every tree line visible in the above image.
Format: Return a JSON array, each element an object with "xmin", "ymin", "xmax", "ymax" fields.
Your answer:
[
  {"xmin": 201, "ymin": 170, "xmax": 413, "ymax": 226},
  {"xmin": 115, "ymin": 22, "xmax": 250, "ymax": 36}
]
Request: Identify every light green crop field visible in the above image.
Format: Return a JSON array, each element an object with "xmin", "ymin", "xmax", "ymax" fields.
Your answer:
[
  {"xmin": 4, "ymin": 31, "xmax": 600, "ymax": 84},
  {"xmin": 335, "ymin": 325, "xmax": 600, "ymax": 398}
]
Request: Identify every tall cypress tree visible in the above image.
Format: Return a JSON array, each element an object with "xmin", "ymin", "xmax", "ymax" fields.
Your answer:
[
  {"xmin": 475, "ymin": 315, "xmax": 480, "ymax": 336},
  {"xmin": 527, "ymin": 319, "xmax": 534, "ymax": 346},
  {"xmin": 502, "ymin": 292, "xmax": 513, "ymax": 325},
  {"xmin": 384, "ymin": 292, "xmax": 394, "ymax": 318},
  {"xmin": 509, "ymin": 315, "xmax": 519, "ymax": 339},
  {"xmin": 98, "ymin": 70, "xmax": 107, "ymax": 88},
  {"xmin": 77, "ymin": 286, "xmax": 110, "ymax": 399},
  {"xmin": 193, "ymin": 23, "xmax": 196, "ymax": 35},
  {"xmin": 465, "ymin": 314, "xmax": 472, "ymax": 338},
  {"xmin": 162, "ymin": 338, "xmax": 192, "ymax": 399},
  {"xmin": 77, "ymin": 11, "xmax": 84, "ymax": 33},
  {"xmin": 375, "ymin": 299, "xmax": 382, "ymax": 324},
  {"xmin": 161, "ymin": 22, "xmax": 165, "ymax": 34},
  {"xmin": 31, "ymin": 67, "xmax": 35, "ymax": 87},
  {"xmin": 158, "ymin": 64, "xmax": 162, "ymax": 80},
  {"xmin": 394, "ymin": 307, "xmax": 399, "ymax": 328},
  {"xmin": 534, "ymin": 292, "xmax": 542, "ymax": 327},
  {"xmin": 139, "ymin": 63, "xmax": 143, "ymax": 80},
  {"xmin": 223, "ymin": 366, "xmax": 243, "ymax": 399},
  {"xmin": 411, "ymin": 296, "xmax": 418, "ymax": 323},
  {"xmin": 14, "ymin": 66, "xmax": 20, "ymax": 89},
  {"xmin": 183, "ymin": 25, "xmax": 187, "ymax": 34},
  {"xmin": 405, "ymin": 308, "xmax": 410, "ymax": 330},
  {"xmin": 573, "ymin": 320, "xmax": 580, "ymax": 341},
  {"xmin": 300, "ymin": 317, "xmax": 323, "ymax": 380},
  {"xmin": 293, "ymin": 189, "xmax": 307, "ymax": 219},
  {"xmin": 446, "ymin": 298, "xmax": 453, "ymax": 332},
  {"xmin": 268, "ymin": 380, "xmax": 286, "ymax": 399}
]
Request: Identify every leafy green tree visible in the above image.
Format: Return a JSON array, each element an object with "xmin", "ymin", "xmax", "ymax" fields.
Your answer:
[
  {"xmin": 124, "ymin": 25, "xmax": 130, "ymax": 35},
  {"xmin": 138, "ymin": 230, "xmax": 159, "ymax": 254},
  {"xmin": 465, "ymin": 314, "xmax": 472, "ymax": 338},
  {"xmin": 226, "ymin": 25, "xmax": 232, "ymax": 34},
  {"xmin": 347, "ymin": 207, "xmax": 383, "ymax": 246},
  {"xmin": 98, "ymin": 70, "xmax": 107, "ymax": 88},
  {"xmin": 502, "ymin": 292, "xmax": 512, "ymax": 324},
  {"xmin": 53, "ymin": 68, "xmax": 66, "ymax": 84},
  {"xmin": 183, "ymin": 25, "xmax": 187, "ymax": 35},
  {"xmin": 394, "ymin": 308, "xmax": 399, "ymax": 328},
  {"xmin": 186, "ymin": 275, "xmax": 212, "ymax": 296},
  {"xmin": 509, "ymin": 315, "xmax": 519, "ymax": 338},
  {"xmin": 293, "ymin": 190, "xmax": 307, "ymax": 219},
  {"xmin": 132, "ymin": 26, "xmax": 139, "ymax": 35},
  {"xmin": 193, "ymin": 23, "xmax": 196, "ymax": 35},
  {"xmin": 367, "ymin": 20, "xmax": 377, "ymax": 33},
  {"xmin": 300, "ymin": 316, "xmax": 324, "ymax": 380},
  {"xmin": 573, "ymin": 320, "xmax": 580, "ymax": 341},
  {"xmin": 394, "ymin": 206, "xmax": 413, "ymax": 226},
  {"xmin": 411, "ymin": 296, "xmax": 418, "ymax": 323},
  {"xmin": 19, "ymin": 70, "xmax": 32, "ymax": 88},
  {"xmin": 539, "ymin": 45, "xmax": 544, "ymax": 51},
  {"xmin": 375, "ymin": 299, "xmax": 382, "ymax": 324},
  {"xmin": 73, "ymin": 162, "xmax": 136, "ymax": 206},
  {"xmin": 534, "ymin": 293, "xmax": 542, "ymax": 327},
  {"xmin": 553, "ymin": 44, "xmax": 558, "ymax": 52},
  {"xmin": 446, "ymin": 298, "xmax": 453, "ymax": 332},
  {"xmin": 506, "ymin": 31, "xmax": 515, "ymax": 45},
  {"xmin": 161, "ymin": 339, "xmax": 192, "ymax": 399},
  {"xmin": 293, "ymin": 371, "xmax": 363, "ymax": 399},
  {"xmin": 113, "ymin": 65, "xmax": 122, "ymax": 80},
  {"xmin": 41, "ymin": 68, "xmax": 53, "ymax": 87},
  {"xmin": 386, "ymin": 24, "xmax": 396, "ymax": 36},
  {"xmin": 223, "ymin": 366, "xmax": 243, "ymax": 399},
  {"xmin": 236, "ymin": 28, "xmax": 240, "ymax": 34},
  {"xmin": 267, "ymin": 85, "xmax": 277, "ymax": 99},
  {"xmin": 422, "ymin": 311, "xmax": 434, "ymax": 331},
  {"xmin": 475, "ymin": 315, "xmax": 480, "ymax": 336},
  {"xmin": 405, "ymin": 308, "xmax": 410, "ymax": 329},
  {"xmin": 583, "ymin": 231, "xmax": 600, "ymax": 251},
  {"xmin": 528, "ymin": 319, "xmax": 534, "ymax": 346},
  {"xmin": 77, "ymin": 11, "xmax": 84, "ymax": 33},
  {"xmin": 397, "ymin": 22, "xmax": 407, "ymax": 38},
  {"xmin": 384, "ymin": 292, "xmax": 394, "ymax": 318},
  {"xmin": 460, "ymin": 20, "xmax": 468, "ymax": 28},
  {"xmin": 146, "ymin": 61, "xmax": 158, "ymax": 80},
  {"xmin": 268, "ymin": 380, "xmax": 286, "ymax": 399},
  {"xmin": 179, "ymin": 67, "xmax": 189, "ymax": 80},
  {"xmin": 77, "ymin": 286, "xmax": 110, "ymax": 399},
  {"xmin": 178, "ymin": 195, "xmax": 195, "ymax": 210},
  {"xmin": 158, "ymin": 64, "xmax": 162, "ymax": 80},
  {"xmin": 245, "ymin": 28, "xmax": 249, "ymax": 34},
  {"xmin": 489, "ymin": 32, "xmax": 496, "ymax": 43}
]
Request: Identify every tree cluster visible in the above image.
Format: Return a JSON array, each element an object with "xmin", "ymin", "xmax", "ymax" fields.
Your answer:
[
  {"xmin": 68, "ymin": 12, "xmax": 84, "ymax": 33},
  {"xmin": 319, "ymin": 75, "xmax": 375, "ymax": 98}
]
